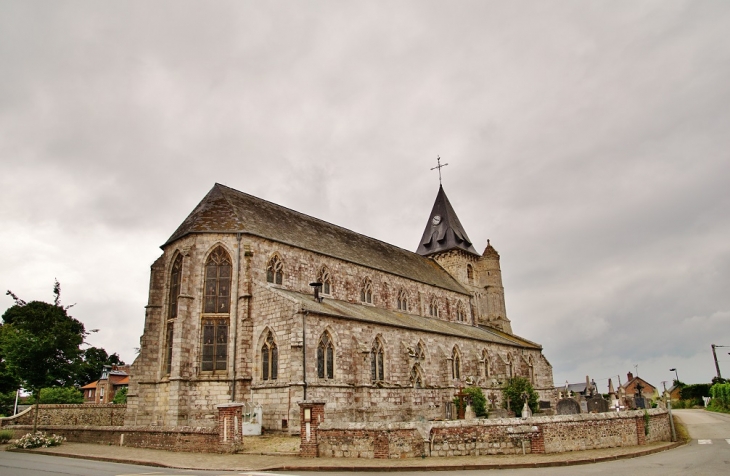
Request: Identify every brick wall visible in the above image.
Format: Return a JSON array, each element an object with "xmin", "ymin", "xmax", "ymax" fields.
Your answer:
[
  {"xmin": 1, "ymin": 404, "xmax": 125, "ymax": 427},
  {"xmin": 313, "ymin": 409, "xmax": 671, "ymax": 458}
]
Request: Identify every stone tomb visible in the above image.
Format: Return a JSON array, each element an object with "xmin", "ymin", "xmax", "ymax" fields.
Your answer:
[
  {"xmin": 556, "ymin": 398, "xmax": 581, "ymax": 415},
  {"xmin": 586, "ymin": 395, "xmax": 610, "ymax": 413}
]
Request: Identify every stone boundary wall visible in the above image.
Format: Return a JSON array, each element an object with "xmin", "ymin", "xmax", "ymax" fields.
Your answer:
[
  {"xmin": 0, "ymin": 404, "xmax": 125, "ymax": 427},
  {"xmin": 2, "ymin": 425, "xmax": 221, "ymax": 453},
  {"xmin": 315, "ymin": 409, "xmax": 671, "ymax": 459}
]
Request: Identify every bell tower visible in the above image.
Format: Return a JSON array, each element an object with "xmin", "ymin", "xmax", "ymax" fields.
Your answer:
[{"xmin": 416, "ymin": 185, "xmax": 513, "ymax": 334}]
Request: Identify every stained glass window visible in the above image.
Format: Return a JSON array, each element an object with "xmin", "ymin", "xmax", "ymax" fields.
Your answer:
[
  {"xmin": 201, "ymin": 318, "xmax": 228, "ymax": 372},
  {"xmin": 203, "ymin": 247, "xmax": 231, "ymax": 314}
]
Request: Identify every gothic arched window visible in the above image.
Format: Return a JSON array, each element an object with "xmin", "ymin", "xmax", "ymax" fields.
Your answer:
[
  {"xmin": 266, "ymin": 255, "xmax": 284, "ymax": 285},
  {"xmin": 261, "ymin": 330, "xmax": 278, "ymax": 381},
  {"xmin": 416, "ymin": 342, "xmax": 426, "ymax": 361},
  {"xmin": 360, "ymin": 278, "xmax": 373, "ymax": 304},
  {"xmin": 317, "ymin": 266, "xmax": 332, "ymax": 295},
  {"xmin": 429, "ymin": 297, "xmax": 439, "ymax": 317},
  {"xmin": 204, "ymin": 247, "xmax": 232, "ymax": 314},
  {"xmin": 371, "ymin": 338, "xmax": 385, "ymax": 382},
  {"xmin": 168, "ymin": 254, "xmax": 183, "ymax": 319},
  {"xmin": 482, "ymin": 349, "xmax": 490, "ymax": 378},
  {"xmin": 456, "ymin": 302, "xmax": 467, "ymax": 322},
  {"xmin": 452, "ymin": 346, "xmax": 461, "ymax": 379},
  {"xmin": 467, "ymin": 264, "xmax": 474, "ymax": 285},
  {"xmin": 317, "ymin": 332, "xmax": 334, "ymax": 379},
  {"xmin": 397, "ymin": 289, "xmax": 408, "ymax": 311},
  {"xmin": 202, "ymin": 246, "xmax": 231, "ymax": 372}
]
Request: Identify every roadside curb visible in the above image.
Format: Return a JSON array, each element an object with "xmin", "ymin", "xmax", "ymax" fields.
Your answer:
[{"xmin": 7, "ymin": 441, "xmax": 684, "ymax": 472}]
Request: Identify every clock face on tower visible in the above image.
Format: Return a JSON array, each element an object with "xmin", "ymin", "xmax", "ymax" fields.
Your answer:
[{"xmin": 432, "ymin": 215, "xmax": 441, "ymax": 225}]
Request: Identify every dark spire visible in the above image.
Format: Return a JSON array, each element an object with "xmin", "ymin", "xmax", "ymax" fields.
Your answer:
[{"xmin": 416, "ymin": 185, "xmax": 479, "ymax": 257}]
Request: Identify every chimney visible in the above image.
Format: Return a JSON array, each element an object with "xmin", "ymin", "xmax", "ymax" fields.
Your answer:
[{"xmin": 627, "ymin": 372, "xmax": 633, "ymax": 381}]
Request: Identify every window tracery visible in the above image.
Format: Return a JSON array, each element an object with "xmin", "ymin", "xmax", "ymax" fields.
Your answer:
[
  {"xmin": 371, "ymin": 337, "xmax": 385, "ymax": 382},
  {"xmin": 360, "ymin": 278, "xmax": 373, "ymax": 304},
  {"xmin": 317, "ymin": 332, "xmax": 334, "ymax": 379},
  {"xmin": 317, "ymin": 266, "xmax": 332, "ymax": 295},
  {"xmin": 261, "ymin": 330, "xmax": 278, "ymax": 381},
  {"xmin": 204, "ymin": 247, "xmax": 231, "ymax": 314},
  {"xmin": 410, "ymin": 364, "xmax": 424, "ymax": 389},
  {"xmin": 429, "ymin": 297, "xmax": 439, "ymax": 317},
  {"xmin": 451, "ymin": 346, "xmax": 461, "ymax": 379},
  {"xmin": 266, "ymin": 255, "xmax": 284, "ymax": 285},
  {"xmin": 397, "ymin": 289, "xmax": 408, "ymax": 311}
]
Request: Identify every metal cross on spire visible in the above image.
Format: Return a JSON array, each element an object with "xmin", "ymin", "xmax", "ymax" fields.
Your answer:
[{"xmin": 431, "ymin": 155, "xmax": 449, "ymax": 185}]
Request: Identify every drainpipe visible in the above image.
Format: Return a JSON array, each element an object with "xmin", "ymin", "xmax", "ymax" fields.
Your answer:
[
  {"xmin": 231, "ymin": 232, "xmax": 242, "ymax": 402},
  {"xmin": 303, "ymin": 310, "xmax": 308, "ymax": 401}
]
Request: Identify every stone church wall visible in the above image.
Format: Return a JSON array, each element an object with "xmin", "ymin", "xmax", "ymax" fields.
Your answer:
[{"xmin": 127, "ymin": 230, "xmax": 554, "ymax": 431}]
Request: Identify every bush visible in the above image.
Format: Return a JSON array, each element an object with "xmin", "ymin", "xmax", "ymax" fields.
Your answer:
[
  {"xmin": 710, "ymin": 383, "xmax": 730, "ymax": 411},
  {"xmin": 112, "ymin": 386, "xmax": 127, "ymax": 404},
  {"xmin": 28, "ymin": 387, "xmax": 83, "ymax": 404},
  {"xmin": 502, "ymin": 377, "xmax": 539, "ymax": 417},
  {"xmin": 680, "ymin": 384, "xmax": 711, "ymax": 407},
  {"xmin": 463, "ymin": 386, "xmax": 487, "ymax": 417},
  {"xmin": 8, "ymin": 432, "xmax": 65, "ymax": 449},
  {"xmin": 0, "ymin": 429, "xmax": 14, "ymax": 444}
]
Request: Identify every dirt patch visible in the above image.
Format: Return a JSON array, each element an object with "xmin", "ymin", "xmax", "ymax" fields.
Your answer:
[{"xmin": 240, "ymin": 435, "xmax": 300, "ymax": 454}]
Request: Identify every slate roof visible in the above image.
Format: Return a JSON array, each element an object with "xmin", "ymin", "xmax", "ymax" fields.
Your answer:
[
  {"xmin": 416, "ymin": 185, "xmax": 479, "ymax": 257},
  {"xmin": 165, "ymin": 184, "xmax": 469, "ymax": 294},
  {"xmin": 274, "ymin": 288, "xmax": 541, "ymax": 349}
]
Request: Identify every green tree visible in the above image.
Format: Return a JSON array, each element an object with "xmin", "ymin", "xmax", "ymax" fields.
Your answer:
[
  {"xmin": 112, "ymin": 386, "xmax": 128, "ymax": 404},
  {"xmin": 502, "ymin": 376, "xmax": 539, "ymax": 417},
  {"xmin": 0, "ymin": 282, "xmax": 87, "ymax": 430},
  {"xmin": 73, "ymin": 347, "xmax": 125, "ymax": 387},
  {"xmin": 28, "ymin": 387, "xmax": 84, "ymax": 404},
  {"xmin": 0, "ymin": 390, "xmax": 17, "ymax": 416}
]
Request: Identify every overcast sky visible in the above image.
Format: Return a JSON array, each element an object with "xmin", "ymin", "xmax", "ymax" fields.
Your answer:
[{"xmin": 1, "ymin": 1, "xmax": 729, "ymax": 391}]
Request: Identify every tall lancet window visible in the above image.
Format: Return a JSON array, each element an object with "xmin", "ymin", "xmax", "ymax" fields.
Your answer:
[
  {"xmin": 317, "ymin": 332, "xmax": 334, "ymax": 379},
  {"xmin": 371, "ymin": 337, "xmax": 385, "ymax": 382},
  {"xmin": 204, "ymin": 247, "xmax": 231, "ymax": 314},
  {"xmin": 360, "ymin": 278, "xmax": 373, "ymax": 304},
  {"xmin": 261, "ymin": 330, "xmax": 278, "ymax": 381},
  {"xmin": 317, "ymin": 266, "xmax": 332, "ymax": 295},
  {"xmin": 452, "ymin": 346, "xmax": 461, "ymax": 379},
  {"xmin": 168, "ymin": 254, "xmax": 183, "ymax": 319},
  {"xmin": 397, "ymin": 289, "xmax": 408, "ymax": 311},
  {"xmin": 201, "ymin": 246, "xmax": 231, "ymax": 372}
]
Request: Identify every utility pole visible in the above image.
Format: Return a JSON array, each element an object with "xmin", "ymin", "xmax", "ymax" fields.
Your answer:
[{"xmin": 712, "ymin": 344, "xmax": 724, "ymax": 380}]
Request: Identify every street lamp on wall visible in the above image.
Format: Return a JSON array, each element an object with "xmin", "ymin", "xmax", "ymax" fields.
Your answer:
[{"xmin": 669, "ymin": 368, "xmax": 679, "ymax": 384}]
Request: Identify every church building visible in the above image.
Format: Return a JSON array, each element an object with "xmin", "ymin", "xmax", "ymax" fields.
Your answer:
[{"xmin": 126, "ymin": 183, "xmax": 554, "ymax": 431}]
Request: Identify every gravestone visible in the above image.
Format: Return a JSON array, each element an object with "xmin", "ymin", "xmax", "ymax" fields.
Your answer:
[
  {"xmin": 488, "ymin": 408, "xmax": 514, "ymax": 419},
  {"xmin": 587, "ymin": 395, "xmax": 609, "ymax": 413},
  {"xmin": 634, "ymin": 397, "xmax": 647, "ymax": 409},
  {"xmin": 556, "ymin": 398, "xmax": 581, "ymax": 415},
  {"xmin": 579, "ymin": 398, "xmax": 588, "ymax": 414}
]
